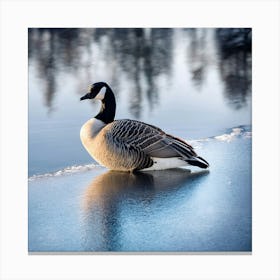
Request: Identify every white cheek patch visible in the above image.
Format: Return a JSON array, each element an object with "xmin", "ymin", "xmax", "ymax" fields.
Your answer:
[{"xmin": 95, "ymin": 86, "xmax": 106, "ymax": 100}]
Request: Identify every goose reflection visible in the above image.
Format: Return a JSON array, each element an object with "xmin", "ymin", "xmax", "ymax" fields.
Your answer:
[{"xmin": 81, "ymin": 168, "xmax": 209, "ymax": 251}]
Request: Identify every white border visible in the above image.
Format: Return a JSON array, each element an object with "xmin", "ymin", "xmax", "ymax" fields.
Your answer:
[{"xmin": 1, "ymin": 0, "xmax": 279, "ymax": 279}]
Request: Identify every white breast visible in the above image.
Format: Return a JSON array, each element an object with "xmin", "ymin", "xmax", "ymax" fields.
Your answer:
[{"xmin": 80, "ymin": 118, "xmax": 106, "ymax": 141}]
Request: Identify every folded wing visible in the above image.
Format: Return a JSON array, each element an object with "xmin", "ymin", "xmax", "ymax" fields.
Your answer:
[{"xmin": 105, "ymin": 119, "xmax": 209, "ymax": 170}]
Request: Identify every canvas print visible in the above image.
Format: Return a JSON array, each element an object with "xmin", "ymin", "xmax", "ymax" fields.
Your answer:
[{"xmin": 28, "ymin": 28, "xmax": 252, "ymax": 252}]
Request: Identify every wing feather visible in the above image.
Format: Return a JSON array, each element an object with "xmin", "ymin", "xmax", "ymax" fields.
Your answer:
[
  {"xmin": 105, "ymin": 119, "xmax": 197, "ymax": 164},
  {"xmin": 105, "ymin": 131, "xmax": 153, "ymax": 170}
]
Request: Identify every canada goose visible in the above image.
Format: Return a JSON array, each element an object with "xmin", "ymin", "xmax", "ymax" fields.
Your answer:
[{"xmin": 80, "ymin": 82, "xmax": 209, "ymax": 172}]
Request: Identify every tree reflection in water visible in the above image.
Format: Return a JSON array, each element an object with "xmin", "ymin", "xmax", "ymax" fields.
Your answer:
[
  {"xmin": 84, "ymin": 28, "xmax": 173, "ymax": 118},
  {"xmin": 29, "ymin": 28, "xmax": 251, "ymax": 116},
  {"xmin": 216, "ymin": 28, "xmax": 252, "ymax": 110},
  {"xmin": 186, "ymin": 28, "xmax": 208, "ymax": 89}
]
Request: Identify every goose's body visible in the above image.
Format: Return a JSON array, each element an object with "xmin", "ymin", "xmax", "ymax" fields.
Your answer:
[{"xmin": 80, "ymin": 82, "xmax": 209, "ymax": 172}]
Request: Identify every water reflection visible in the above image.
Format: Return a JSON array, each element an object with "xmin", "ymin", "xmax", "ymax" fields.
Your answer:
[
  {"xmin": 187, "ymin": 29, "xmax": 208, "ymax": 89},
  {"xmin": 29, "ymin": 28, "xmax": 174, "ymax": 117},
  {"xmin": 29, "ymin": 28, "xmax": 251, "ymax": 117},
  {"xmin": 92, "ymin": 28, "xmax": 173, "ymax": 117},
  {"xmin": 82, "ymin": 169, "xmax": 209, "ymax": 251},
  {"xmin": 216, "ymin": 28, "xmax": 252, "ymax": 109}
]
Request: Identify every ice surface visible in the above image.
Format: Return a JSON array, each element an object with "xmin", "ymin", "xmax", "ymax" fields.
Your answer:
[{"xmin": 28, "ymin": 128, "xmax": 252, "ymax": 252}]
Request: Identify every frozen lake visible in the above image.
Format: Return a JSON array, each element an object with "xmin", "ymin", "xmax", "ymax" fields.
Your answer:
[
  {"xmin": 29, "ymin": 129, "xmax": 251, "ymax": 252},
  {"xmin": 28, "ymin": 28, "xmax": 252, "ymax": 252}
]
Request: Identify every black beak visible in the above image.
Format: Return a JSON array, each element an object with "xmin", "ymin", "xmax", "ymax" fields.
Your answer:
[{"xmin": 80, "ymin": 93, "xmax": 90, "ymax": 101}]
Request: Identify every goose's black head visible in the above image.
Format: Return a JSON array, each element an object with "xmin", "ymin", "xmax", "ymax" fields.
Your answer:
[
  {"xmin": 80, "ymin": 82, "xmax": 116, "ymax": 124},
  {"xmin": 80, "ymin": 82, "xmax": 109, "ymax": 101}
]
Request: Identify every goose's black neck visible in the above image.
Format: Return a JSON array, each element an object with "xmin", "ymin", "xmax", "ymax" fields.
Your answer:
[{"xmin": 95, "ymin": 86, "xmax": 116, "ymax": 124}]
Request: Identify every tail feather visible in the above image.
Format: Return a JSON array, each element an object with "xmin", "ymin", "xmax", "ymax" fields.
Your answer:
[
  {"xmin": 166, "ymin": 135, "xmax": 209, "ymax": 169},
  {"xmin": 186, "ymin": 156, "xmax": 209, "ymax": 169}
]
